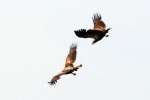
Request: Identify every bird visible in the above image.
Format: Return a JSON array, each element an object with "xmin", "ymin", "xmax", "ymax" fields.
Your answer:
[
  {"xmin": 74, "ymin": 13, "xmax": 111, "ymax": 44},
  {"xmin": 48, "ymin": 43, "xmax": 82, "ymax": 85}
]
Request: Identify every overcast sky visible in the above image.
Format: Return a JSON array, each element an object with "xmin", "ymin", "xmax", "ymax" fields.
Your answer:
[{"xmin": 0, "ymin": 0, "xmax": 150, "ymax": 100}]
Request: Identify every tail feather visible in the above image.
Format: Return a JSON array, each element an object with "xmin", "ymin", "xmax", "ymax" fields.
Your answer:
[{"xmin": 74, "ymin": 29, "xmax": 88, "ymax": 38}]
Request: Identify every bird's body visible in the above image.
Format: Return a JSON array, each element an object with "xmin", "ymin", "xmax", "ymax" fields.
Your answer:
[
  {"xmin": 74, "ymin": 13, "xmax": 111, "ymax": 44},
  {"xmin": 48, "ymin": 44, "xmax": 82, "ymax": 85}
]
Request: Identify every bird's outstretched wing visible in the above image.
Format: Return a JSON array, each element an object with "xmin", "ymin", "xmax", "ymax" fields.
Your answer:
[
  {"xmin": 48, "ymin": 71, "xmax": 65, "ymax": 85},
  {"xmin": 92, "ymin": 14, "xmax": 106, "ymax": 31},
  {"xmin": 65, "ymin": 44, "xmax": 77, "ymax": 67},
  {"xmin": 74, "ymin": 29, "xmax": 97, "ymax": 38},
  {"xmin": 48, "ymin": 64, "xmax": 82, "ymax": 85}
]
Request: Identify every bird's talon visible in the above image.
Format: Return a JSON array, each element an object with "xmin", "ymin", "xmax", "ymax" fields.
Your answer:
[
  {"xmin": 105, "ymin": 34, "xmax": 109, "ymax": 37},
  {"xmin": 79, "ymin": 64, "xmax": 82, "ymax": 67}
]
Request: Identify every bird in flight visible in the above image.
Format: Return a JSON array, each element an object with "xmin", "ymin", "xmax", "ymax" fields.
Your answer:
[
  {"xmin": 74, "ymin": 13, "xmax": 111, "ymax": 44},
  {"xmin": 48, "ymin": 44, "xmax": 82, "ymax": 85}
]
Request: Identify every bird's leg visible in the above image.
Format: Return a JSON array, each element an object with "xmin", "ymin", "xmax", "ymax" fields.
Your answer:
[
  {"xmin": 72, "ymin": 64, "xmax": 82, "ymax": 72},
  {"xmin": 76, "ymin": 64, "xmax": 82, "ymax": 68},
  {"xmin": 79, "ymin": 64, "xmax": 82, "ymax": 67},
  {"xmin": 72, "ymin": 73, "xmax": 76, "ymax": 76},
  {"xmin": 71, "ymin": 64, "xmax": 83, "ymax": 76},
  {"xmin": 105, "ymin": 35, "xmax": 109, "ymax": 37}
]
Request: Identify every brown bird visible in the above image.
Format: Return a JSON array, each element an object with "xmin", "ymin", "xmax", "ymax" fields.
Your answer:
[
  {"xmin": 48, "ymin": 44, "xmax": 82, "ymax": 85},
  {"xmin": 74, "ymin": 13, "xmax": 111, "ymax": 44}
]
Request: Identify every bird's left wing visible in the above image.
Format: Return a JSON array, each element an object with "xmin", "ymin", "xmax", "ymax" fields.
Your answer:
[
  {"xmin": 92, "ymin": 14, "xmax": 106, "ymax": 31},
  {"xmin": 74, "ymin": 29, "xmax": 96, "ymax": 38}
]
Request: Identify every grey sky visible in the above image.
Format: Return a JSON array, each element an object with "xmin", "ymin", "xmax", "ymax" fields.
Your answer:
[{"xmin": 0, "ymin": 0, "xmax": 150, "ymax": 100}]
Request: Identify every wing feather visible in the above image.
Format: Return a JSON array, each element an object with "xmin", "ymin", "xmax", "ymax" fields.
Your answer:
[
  {"xmin": 74, "ymin": 29, "xmax": 96, "ymax": 38},
  {"xmin": 92, "ymin": 14, "xmax": 106, "ymax": 31},
  {"xmin": 65, "ymin": 44, "xmax": 77, "ymax": 67}
]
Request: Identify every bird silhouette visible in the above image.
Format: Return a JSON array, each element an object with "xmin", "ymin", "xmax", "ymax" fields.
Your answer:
[
  {"xmin": 48, "ymin": 44, "xmax": 82, "ymax": 85},
  {"xmin": 74, "ymin": 13, "xmax": 111, "ymax": 44}
]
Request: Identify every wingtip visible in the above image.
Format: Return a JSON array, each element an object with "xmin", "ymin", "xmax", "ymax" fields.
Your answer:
[
  {"xmin": 74, "ymin": 30, "xmax": 77, "ymax": 33},
  {"xmin": 70, "ymin": 43, "xmax": 77, "ymax": 49},
  {"xmin": 74, "ymin": 29, "xmax": 86, "ymax": 33},
  {"xmin": 48, "ymin": 81, "xmax": 57, "ymax": 85},
  {"xmin": 74, "ymin": 29, "xmax": 87, "ymax": 37},
  {"xmin": 74, "ymin": 30, "xmax": 80, "ymax": 36},
  {"xmin": 93, "ymin": 13, "xmax": 101, "ymax": 20}
]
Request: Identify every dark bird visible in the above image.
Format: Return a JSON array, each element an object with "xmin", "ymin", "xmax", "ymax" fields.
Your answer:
[
  {"xmin": 74, "ymin": 13, "xmax": 111, "ymax": 44},
  {"xmin": 48, "ymin": 44, "xmax": 82, "ymax": 85}
]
